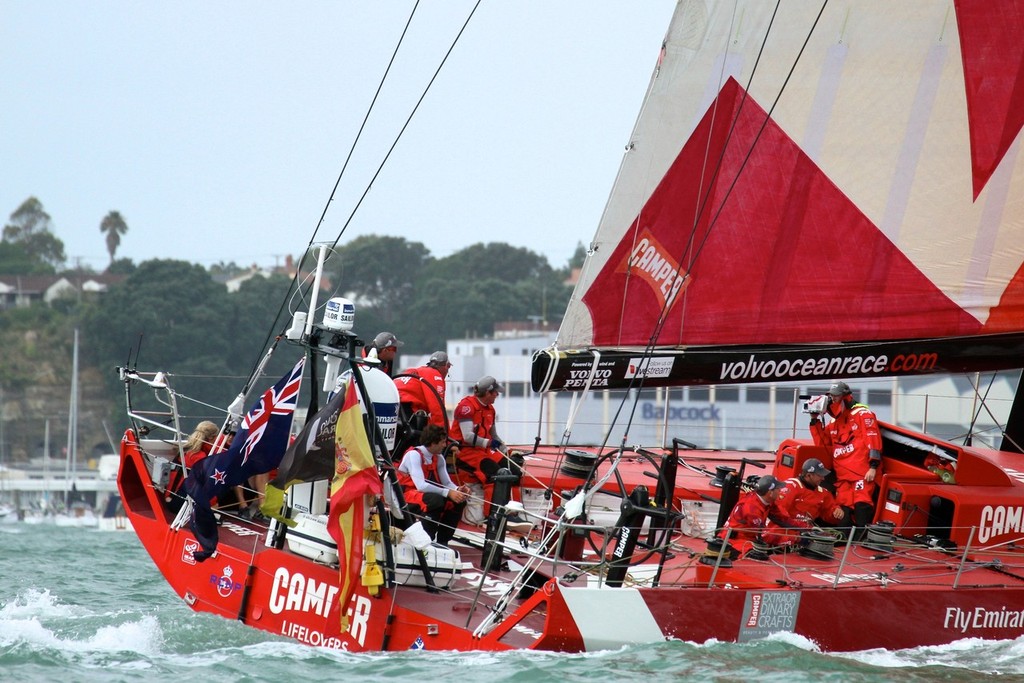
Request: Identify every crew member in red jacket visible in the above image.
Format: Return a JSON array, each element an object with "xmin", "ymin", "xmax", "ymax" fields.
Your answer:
[
  {"xmin": 395, "ymin": 351, "xmax": 451, "ymax": 428},
  {"xmin": 449, "ymin": 375, "xmax": 531, "ymax": 533},
  {"xmin": 809, "ymin": 381, "xmax": 882, "ymax": 534},
  {"xmin": 717, "ymin": 475, "xmax": 783, "ymax": 558},
  {"xmin": 764, "ymin": 458, "xmax": 846, "ymax": 545},
  {"xmin": 396, "ymin": 424, "xmax": 468, "ymax": 547}
]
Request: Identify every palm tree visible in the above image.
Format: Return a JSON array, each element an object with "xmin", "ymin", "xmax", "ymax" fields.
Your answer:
[{"xmin": 99, "ymin": 211, "xmax": 128, "ymax": 266}]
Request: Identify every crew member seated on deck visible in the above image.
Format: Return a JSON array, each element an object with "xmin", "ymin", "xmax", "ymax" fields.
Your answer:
[
  {"xmin": 715, "ymin": 475, "xmax": 786, "ymax": 559},
  {"xmin": 763, "ymin": 458, "xmax": 847, "ymax": 547},
  {"xmin": 396, "ymin": 425, "xmax": 468, "ymax": 547}
]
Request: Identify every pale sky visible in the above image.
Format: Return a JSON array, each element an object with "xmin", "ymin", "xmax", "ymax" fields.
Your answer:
[{"xmin": 1, "ymin": 1, "xmax": 676, "ymax": 272}]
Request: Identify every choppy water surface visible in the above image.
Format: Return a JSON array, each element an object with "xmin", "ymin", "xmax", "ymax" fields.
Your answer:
[{"xmin": 2, "ymin": 525, "xmax": 1022, "ymax": 682}]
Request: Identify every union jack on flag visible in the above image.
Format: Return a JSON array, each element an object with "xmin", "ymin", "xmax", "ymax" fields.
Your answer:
[
  {"xmin": 184, "ymin": 355, "xmax": 306, "ymax": 562},
  {"xmin": 239, "ymin": 357, "xmax": 306, "ymax": 467}
]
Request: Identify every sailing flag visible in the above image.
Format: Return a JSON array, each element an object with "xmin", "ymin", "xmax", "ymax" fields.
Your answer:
[
  {"xmin": 260, "ymin": 387, "xmax": 346, "ymax": 525},
  {"xmin": 185, "ymin": 356, "xmax": 305, "ymax": 562},
  {"xmin": 326, "ymin": 374, "xmax": 382, "ymax": 632}
]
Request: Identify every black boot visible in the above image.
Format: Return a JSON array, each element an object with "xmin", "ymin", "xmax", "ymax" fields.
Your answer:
[{"xmin": 851, "ymin": 502, "xmax": 874, "ymax": 541}]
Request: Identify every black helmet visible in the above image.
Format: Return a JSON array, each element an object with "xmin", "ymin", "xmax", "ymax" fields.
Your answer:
[
  {"xmin": 801, "ymin": 458, "xmax": 831, "ymax": 477},
  {"xmin": 755, "ymin": 475, "xmax": 781, "ymax": 495},
  {"xmin": 373, "ymin": 331, "xmax": 403, "ymax": 350},
  {"xmin": 828, "ymin": 381, "xmax": 852, "ymax": 397},
  {"xmin": 427, "ymin": 351, "xmax": 450, "ymax": 368}
]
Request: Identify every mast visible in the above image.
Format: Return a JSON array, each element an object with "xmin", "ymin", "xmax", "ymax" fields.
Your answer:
[
  {"xmin": 43, "ymin": 418, "xmax": 49, "ymax": 509},
  {"xmin": 64, "ymin": 327, "xmax": 79, "ymax": 506}
]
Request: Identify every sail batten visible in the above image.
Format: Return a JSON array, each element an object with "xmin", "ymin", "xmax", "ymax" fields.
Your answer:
[{"xmin": 542, "ymin": 0, "xmax": 1024, "ymax": 391}]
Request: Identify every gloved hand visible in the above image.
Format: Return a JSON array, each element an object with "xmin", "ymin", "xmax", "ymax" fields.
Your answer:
[{"xmin": 489, "ymin": 439, "xmax": 505, "ymax": 453}]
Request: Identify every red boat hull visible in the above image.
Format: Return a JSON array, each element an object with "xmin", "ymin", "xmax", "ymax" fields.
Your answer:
[{"xmin": 119, "ymin": 428, "xmax": 1024, "ymax": 652}]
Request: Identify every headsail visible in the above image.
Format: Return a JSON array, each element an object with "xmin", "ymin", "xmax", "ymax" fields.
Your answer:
[{"xmin": 536, "ymin": 0, "xmax": 1024, "ymax": 391}]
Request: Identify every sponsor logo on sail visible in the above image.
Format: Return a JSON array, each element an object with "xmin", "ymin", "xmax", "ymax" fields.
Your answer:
[{"xmin": 622, "ymin": 231, "xmax": 688, "ymax": 310}]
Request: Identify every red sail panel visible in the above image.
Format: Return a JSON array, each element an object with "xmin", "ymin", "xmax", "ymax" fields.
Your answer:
[
  {"xmin": 954, "ymin": 1, "xmax": 1024, "ymax": 199},
  {"xmin": 984, "ymin": 259, "xmax": 1024, "ymax": 333},
  {"xmin": 582, "ymin": 77, "xmax": 981, "ymax": 348}
]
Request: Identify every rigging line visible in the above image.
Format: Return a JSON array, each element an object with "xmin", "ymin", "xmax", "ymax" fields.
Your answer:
[
  {"xmin": 968, "ymin": 371, "xmax": 1018, "ymax": 448},
  {"xmin": 659, "ymin": 0, "xmax": 780, "ymax": 351},
  {"xmin": 616, "ymin": 2, "xmax": 829, "ymax": 443},
  {"xmin": 239, "ymin": 3, "xmax": 426, "ymax": 389},
  {"xmin": 306, "ymin": 0, "xmax": 423, "ymax": 250},
  {"xmin": 965, "ymin": 372, "xmax": 996, "ymax": 444},
  {"xmin": 677, "ymin": 0, "xmax": 787, "ymax": 274},
  {"xmin": 647, "ymin": 0, "xmax": 825, "ymax": 353},
  {"xmin": 322, "ymin": 0, "xmax": 482, "ymax": 255},
  {"xmin": 621, "ymin": 0, "xmax": 784, "ymax": 356},
  {"xmin": 582, "ymin": 4, "xmax": 778, "ymax": 438},
  {"xmin": 650, "ymin": 0, "xmax": 787, "ymax": 352},
  {"xmin": 684, "ymin": 0, "xmax": 744, "ymax": 275},
  {"xmin": 685, "ymin": 0, "xmax": 829, "ymax": 279}
]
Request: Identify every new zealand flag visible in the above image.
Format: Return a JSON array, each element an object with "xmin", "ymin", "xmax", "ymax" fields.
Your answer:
[{"xmin": 185, "ymin": 356, "xmax": 305, "ymax": 561}]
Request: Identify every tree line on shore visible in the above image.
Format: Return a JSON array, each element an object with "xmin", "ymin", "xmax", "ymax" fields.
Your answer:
[{"xmin": 0, "ymin": 197, "xmax": 583, "ymax": 463}]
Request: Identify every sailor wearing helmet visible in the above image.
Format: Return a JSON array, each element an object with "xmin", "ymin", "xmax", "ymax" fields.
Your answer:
[
  {"xmin": 362, "ymin": 331, "xmax": 403, "ymax": 377},
  {"xmin": 763, "ymin": 458, "xmax": 848, "ymax": 546},
  {"xmin": 715, "ymin": 475, "xmax": 785, "ymax": 559},
  {"xmin": 395, "ymin": 351, "xmax": 452, "ymax": 429},
  {"xmin": 808, "ymin": 381, "xmax": 883, "ymax": 536}
]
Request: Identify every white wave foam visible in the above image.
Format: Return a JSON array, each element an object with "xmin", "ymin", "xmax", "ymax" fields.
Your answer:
[
  {"xmin": 0, "ymin": 588, "xmax": 82, "ymax": 620},
  {"xmin": 833, "ymin": 634, "xmax": 1024, "ymax": 674},
  {"xmin": 0, "ymin": 588, "xmax": 164, "ymax": 657},
  {"xmin": 758, "ymin": 630, "xmax": 822, "ymax": 651}
]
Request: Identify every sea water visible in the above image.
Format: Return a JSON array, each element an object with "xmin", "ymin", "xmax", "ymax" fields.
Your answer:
[{"xmin": 2, "ymin": 526, "xmax": 1023, "ymax": 682}]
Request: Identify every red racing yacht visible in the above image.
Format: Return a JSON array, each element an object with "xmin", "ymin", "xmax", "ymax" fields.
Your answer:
[{"xmin": 118, "ymin": 0, "xmax": 1024, "ymax": 653}]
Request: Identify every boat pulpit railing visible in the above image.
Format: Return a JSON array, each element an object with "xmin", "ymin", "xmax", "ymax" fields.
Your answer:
[{"xmin": 118, "ymin": 367, "xmax": 186, "ymax": 458}]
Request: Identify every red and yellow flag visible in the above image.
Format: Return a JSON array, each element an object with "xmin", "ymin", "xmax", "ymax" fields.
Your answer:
[{"xmin": 326, "ymin": 375, "xmax": 383, "ymax": 632}]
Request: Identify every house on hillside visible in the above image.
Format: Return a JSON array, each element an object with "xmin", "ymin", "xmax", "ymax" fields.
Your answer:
[
  {"xmin": 0, "ymin": 274, "xmax": 124, "ymax": 310},
  {"xmin": 212, "ymin": 255, "xmax": 333, "ymax": 294}
]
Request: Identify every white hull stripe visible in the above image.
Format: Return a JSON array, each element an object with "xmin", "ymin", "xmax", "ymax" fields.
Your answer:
[{"xmin": 559, "ymin": 586, "xmax": 665, "ymax": 650}]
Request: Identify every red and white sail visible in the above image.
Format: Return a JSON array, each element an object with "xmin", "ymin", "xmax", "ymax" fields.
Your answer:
[{"xmin": 537, "ymin": 0, "xmax": 1024, "ymax": 391}]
